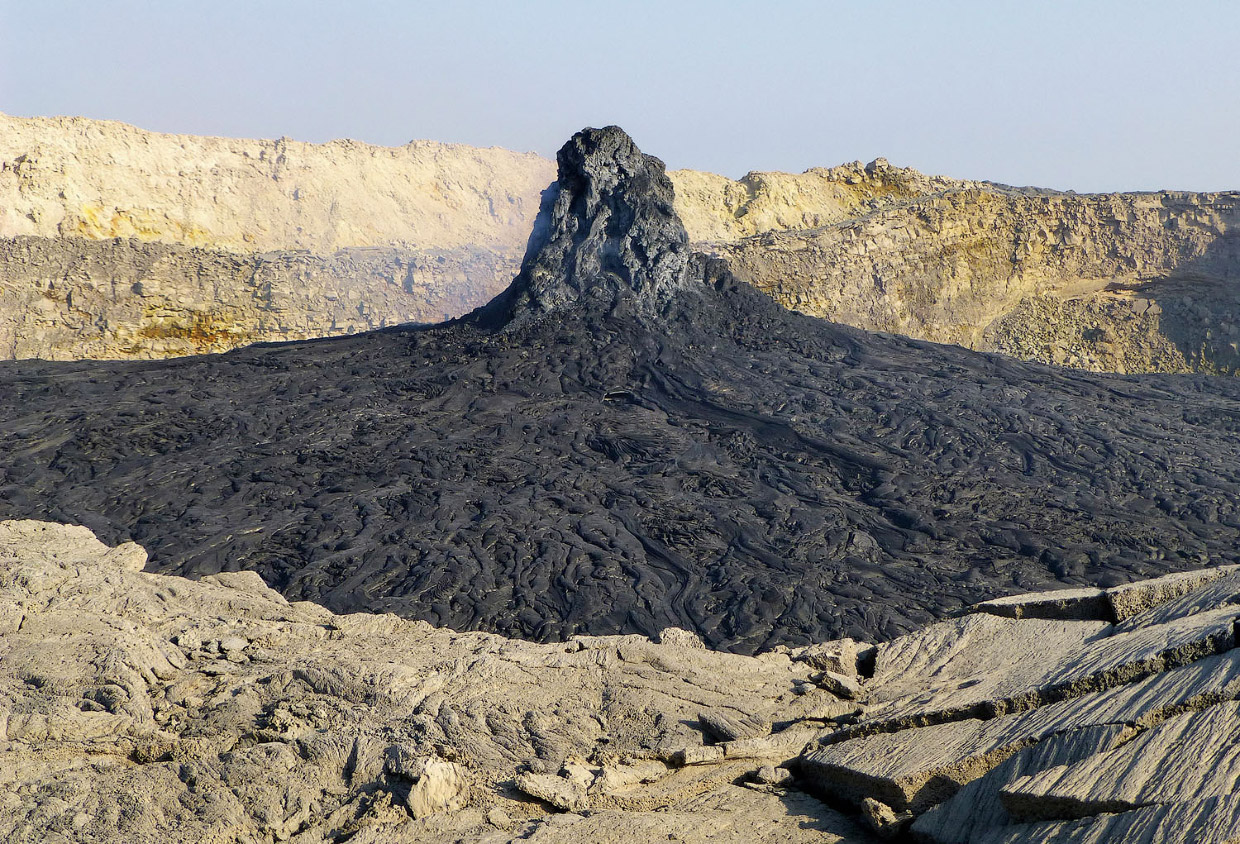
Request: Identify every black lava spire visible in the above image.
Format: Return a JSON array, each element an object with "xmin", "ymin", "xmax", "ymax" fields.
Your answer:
[{"xmin": 477, "ymin": 126, "xmax": 692, "ymax": 328}]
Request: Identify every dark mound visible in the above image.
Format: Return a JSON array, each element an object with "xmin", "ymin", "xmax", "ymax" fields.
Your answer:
[{"xmin": 4, "ymin": 127, "xmax": 1240, "ymax": 653}]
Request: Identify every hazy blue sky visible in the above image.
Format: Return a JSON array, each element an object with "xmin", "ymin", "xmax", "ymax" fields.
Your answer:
[{"xmin": 2, "ymin": 1, "xmax": 1236, "ymax": 191}]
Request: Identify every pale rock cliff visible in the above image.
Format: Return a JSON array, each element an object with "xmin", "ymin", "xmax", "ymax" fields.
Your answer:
[
  {"xmin": 694, "ymin": 160, "xmax": 1240, "ymax": 374},
  {"xmin": 0, "ymin": 113, "xmax": 556, "ymax": 359},
  {"xmin": 0, "ymin": 113, "xmax": 554, "ymax": 253},
  {"xmin": 0, "ymin": 236, "xmax": 517, "ymax": 359},
  {"xmin": 670, "ymin": 158, "xmax": 977, "ymax": 244}
]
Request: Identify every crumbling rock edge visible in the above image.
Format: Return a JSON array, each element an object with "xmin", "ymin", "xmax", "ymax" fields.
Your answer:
[{"xmin": 6, "ymin": 519, "xmax": 1240, "ymax": 842}]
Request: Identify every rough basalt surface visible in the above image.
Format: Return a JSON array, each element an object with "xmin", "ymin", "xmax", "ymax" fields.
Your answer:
[
  {"xmin": 7, "ymin": 521, "xmax": 1240, "ymax": 842},
  {"xmin": 4, "ymin": 128, "xmax": 1240, "ymax": 655},
  {"xmin": 477, "ymin": 126, "xmax": 693, "ymax": 327}
]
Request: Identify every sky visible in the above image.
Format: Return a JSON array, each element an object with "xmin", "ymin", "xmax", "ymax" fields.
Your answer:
[{"xmin": 1, "ymin": 1, "xmax": 1237, "ymax": 192}]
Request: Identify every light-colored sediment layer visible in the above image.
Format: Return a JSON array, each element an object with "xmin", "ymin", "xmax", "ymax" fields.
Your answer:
[
  {"xmin": 716, "ymin": 181, "xmax": 1240, "ymax": 371},
  {"xmin": 0, "ymin": 235, "xmax": 513, "ymax": 359},
  {"xmin": 0, "ymin": 112, "xmax": 554, "ymax": 254}
]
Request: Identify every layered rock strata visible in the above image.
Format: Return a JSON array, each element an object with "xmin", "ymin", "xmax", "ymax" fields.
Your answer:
[
  {"xmin": 8, "ymin": 520, "xmax": 1240, "ymax": 842},
  {"xmin": 0, "ymin": 113, "xmax": 553, "ymax": 253},
  {"xmin": 797, "ymin": 566, "xmax": 1240, "ymax": 841},
  {"xmin": 0, "ymin": 236, "xmax": 511, "ymax": 359},
  {"xmin": 713, "ymin": 171, "xmax": 1240, "ymax": 374},
  {"xmin": 0, "ymin": 112, "xmax": 555, "ymax": 359}
]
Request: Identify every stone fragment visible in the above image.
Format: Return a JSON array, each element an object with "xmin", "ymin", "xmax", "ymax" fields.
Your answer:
[
  {"xmin": 102, "ymin": 542, "xmax": 149, "ymax": 572},
  {"xmin": 486, "ymin": 806, "xmax": 512, "ymax": 828},
  {"xmin": 560, "ymin": 757, "xmax": 601, "ymax": 791},
  {"xmin": 592, "ymin": 759, "xmax": 669, "ymax": 794},
  {"xmin": 793, "ymin": 638, "xmax": 863, "ymax": 675},
  {"xmin": 801, "ymin": 699, "xmax": 864, "ymax": 723},
  {"xmin": 669, "ymin": 745, "xmax": 725, "ymax": 766},
  {"xmin": 515, "ymin": 771, "xmax": 589, "ymax": 812},
  {"xmin": 383, "ymin": 745, "xmax": 427, "ymax": 780},
  {"xmin": 698, "ymin": 709, "xmax": 771, "ymax": 743},
  {"xmin": 407, "ymin": 759, "xmax": 468, "ymax": 818},
  {"xmin": 722, "ymin": 727, "xmax": 822, "ymax": 761},
  {"xmin": 755, "ymin": 765, "xmax": 792, "ymax": 786},
  {"xmin": 816, "ymin": 670, "xmax": 863, "ymax": 700},
  {"xmin": 973, "ymin": 587, "xmax": 1109, "ymax": 621},
  {"xmin": 861, "ymin": 797, "xmax": 913, "ymax": 839}
]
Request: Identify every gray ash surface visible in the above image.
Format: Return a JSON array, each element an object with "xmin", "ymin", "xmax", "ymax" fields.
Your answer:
[{"xmin": 3, "ymin": 127, "xmax": 1240, "ymax": 653}]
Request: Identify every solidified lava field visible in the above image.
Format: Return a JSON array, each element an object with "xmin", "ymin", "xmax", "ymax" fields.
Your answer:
[{"xmin": 3, "ymin": 127, "xmax": 1240, "ymax": 653}]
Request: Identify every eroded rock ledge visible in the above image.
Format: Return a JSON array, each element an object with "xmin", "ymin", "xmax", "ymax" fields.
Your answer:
[{"xmin": 5, "ymin": 520, "xmax": 1240, "ymax": 842}]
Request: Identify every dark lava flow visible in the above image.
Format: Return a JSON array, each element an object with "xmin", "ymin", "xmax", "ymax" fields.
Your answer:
[{"xmin": 4, "ymin": 128, "xmax": 1240, "ymax": 653}]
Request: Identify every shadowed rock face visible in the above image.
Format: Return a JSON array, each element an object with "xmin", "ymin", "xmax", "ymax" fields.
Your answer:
[{"xmin": 4, "ymin": 128, "xmax": 1240, "ymax": 653}]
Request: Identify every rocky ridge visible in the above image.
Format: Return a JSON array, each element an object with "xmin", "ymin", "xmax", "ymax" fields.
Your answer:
[
  {"xmin": 0, "ymin": 113, "xmax": 554, "ymax": 254},
  {"xmin": 5, "ymin": 113, "xmax": 1239, "ymax": 371},
  {"xmin": 7, "ymin": 521, "xmax": 1240, "ymax": 842}
]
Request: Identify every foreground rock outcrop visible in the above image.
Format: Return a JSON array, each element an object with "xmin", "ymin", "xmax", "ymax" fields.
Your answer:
[
  {"xmin": 0, "ymin": 520, "xmax": 873, "ymax": 843},
  {"xmin": 5, "ymin": 127, "xmax": 1240, "ymax": 655},
  {"xmin": 8, "ymin": 520, "xmax": 1240, "ymax": 842}
]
